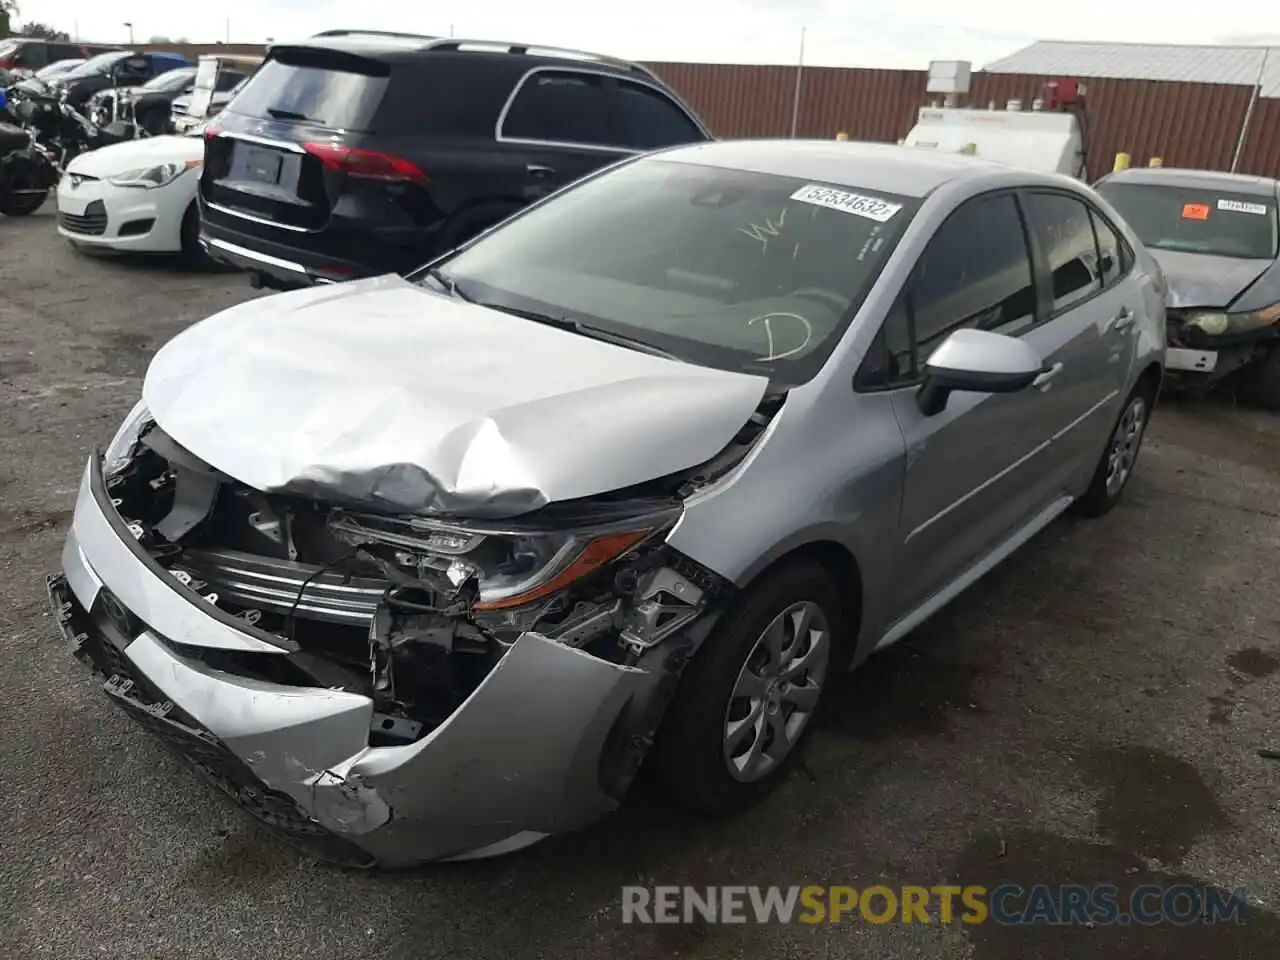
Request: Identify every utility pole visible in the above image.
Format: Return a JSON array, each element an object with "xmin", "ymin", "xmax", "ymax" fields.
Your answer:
[
  {"xmin": 123, "ymin": 21, "xmax": 134, "ymax": 44},
  {"xmin": 789, "ymin": 26, "xmax": 806, "ymax": 138}
]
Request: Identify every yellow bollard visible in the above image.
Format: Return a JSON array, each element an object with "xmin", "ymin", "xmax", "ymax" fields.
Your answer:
[
  {"xmin": 1114, "ymin": 152, "xmax": 1131, "ymax": 172},
  {"xmin": 1149, "ymin": 156, "xmax": 1163, "ymax": 167},
  {"xmin": 835, "ymin": 131, "xmax": 848, "ymax": 141}
]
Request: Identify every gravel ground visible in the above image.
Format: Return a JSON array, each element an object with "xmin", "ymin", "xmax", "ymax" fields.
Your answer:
[{"xmin": 2, "ymin": 204, "xmax": 1279, "ymax": 960}]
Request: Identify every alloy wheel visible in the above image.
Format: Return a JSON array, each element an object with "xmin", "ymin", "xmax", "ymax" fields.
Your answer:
[
  {"xmin": 1105, "ymin": 395, "xmax": 1147, "ymax": 496},
  {"xmin": 723, "ymin": 600, "xmax": 830, "ymax": 782}
]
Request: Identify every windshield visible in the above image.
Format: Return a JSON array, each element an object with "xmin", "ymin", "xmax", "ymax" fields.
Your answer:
[
  {"xmin": 63, "ymin": 51, "xmax": 130, "ymax": 80},
  {"xmin": 428, "ymin": 158, "xmax": 915, "ymax": 384},
  {"xmin": 140, "ymin": 67, "xmax": 194, "ymax": 92},
  {"xmin": 1097, "ymin": 181, "xmax": 1279, "ymax": 259},
  {"xmin": 36, "ymin": 59, "xmax": 83, "ymax": 79}
]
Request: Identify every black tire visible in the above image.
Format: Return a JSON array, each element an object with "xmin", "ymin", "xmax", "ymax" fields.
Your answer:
[
  {"xmin": 649, "ymin": 559, "xmax": 846, "ymax": 814},
  {"xmin": 140, "ymin": 109, "xmax": 167, "ymax": 137},
  {"xmin": 1241, "ymin": 345, "xmax": 1280, "ymax": 411},
  {"xmin": 178, "ymin": 202, "xmax": 206, "ymax": 266},
  {"xmin": 0, "ymin": 190, "xmax": 48, "ymax": 216},
  {"xmin": 1075, "ymin": 378, "xmax": 1155, "ymax": 517}
]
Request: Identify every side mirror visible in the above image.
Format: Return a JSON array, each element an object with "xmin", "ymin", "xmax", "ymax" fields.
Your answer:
[{"xmin": 916, "ymin": 328, "xmax": 1046, "ymax": 416}]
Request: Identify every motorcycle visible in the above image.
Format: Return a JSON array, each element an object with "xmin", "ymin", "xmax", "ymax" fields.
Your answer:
[{"xmin": 0, "ymin": 85, "xmax": 136, "ymax": 216}]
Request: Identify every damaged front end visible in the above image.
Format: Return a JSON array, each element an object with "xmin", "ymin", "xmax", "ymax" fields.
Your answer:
[{"xmin": 50, "ymin": 397, "xmax": 777, "ymax": 865}]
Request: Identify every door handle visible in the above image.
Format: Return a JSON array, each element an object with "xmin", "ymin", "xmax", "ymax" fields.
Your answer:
[
  {"xmin": 1032, "ymin": 362, "xmax": 1063, "ymax": 390},
  {"xmin": 1110, "ymin": 306, "xmax": 1135, "ymax": 332},
  {"xmin": 525, "ymin": 163, "xmax": 556, "ymax": 177}
]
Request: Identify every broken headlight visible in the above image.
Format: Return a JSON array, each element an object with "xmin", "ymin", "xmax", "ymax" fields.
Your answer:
[
  {"xmin": 471, "ymin": 510, "xmax": 681, "ymax": 611},
  {"xmin": 102, "ymin": 399, "xmax": 153, "ymax": 476},
  {"xmin": 1186, "ymin": 304, "xmax": 1280, "ymax": 336}
]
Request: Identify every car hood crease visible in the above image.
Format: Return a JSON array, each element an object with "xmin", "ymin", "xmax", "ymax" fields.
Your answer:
[
  {"xmin": 141, "ymin": 275, "xmax": 770, "ymax": 518},
  {"xmin": 1149, "ymin": 249, "xmax": 1272, "ymax": 310}
]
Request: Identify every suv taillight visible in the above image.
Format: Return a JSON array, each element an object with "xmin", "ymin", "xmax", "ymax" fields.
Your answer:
[
  {"xmin": 303, "ymin": 143, "xmax": 427, "ymax": 183},
  {"xmin": 0, "ymin": 58, "xmax": 14, "ymax": 70}
]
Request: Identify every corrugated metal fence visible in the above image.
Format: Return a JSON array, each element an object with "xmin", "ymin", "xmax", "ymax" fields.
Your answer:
[
  {"xmin": 150, "ymin": 43, "xmax": 1280, "ymax": 177},
  {"xmin": 649, "ymin": 61, "xmax": 1280, "ymax": 178}
]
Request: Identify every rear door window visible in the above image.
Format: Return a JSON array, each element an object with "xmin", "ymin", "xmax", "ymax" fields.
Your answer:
[
  {"xmin": 1089, "ymin": 209, "xmax": 1129, "ymax": 288},
  {"xmin": 907, "ymin": 192, "xmax": 1038, "ymax": 356},
  {"xmin": 1022, "ymin": 192, "xmax": 1103, "ymax": 313},
  {"xmin": 501, "ymin": 70, "xmax": 613, "ymax": 147},
  {"xmin": 1095, "ymin": 181, "xmax": 1278, "ymax": 259},
  {"xmin": 227, "ymin": 51, "xmax": 390, "ymax": 131},
  {"xmin": 609, "ymin": 79, "xmax": 703, "ymax": 149}
]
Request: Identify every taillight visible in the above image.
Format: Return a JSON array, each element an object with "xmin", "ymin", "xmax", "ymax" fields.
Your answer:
[
  {"xmin": 203, "ymin": 124, "xmax": 223, "ymax": 139},
  {"xmin": 303, "ymin": 143, "xmax": 427, "ymax": 183},
  {"xmin": 0, "ymin": 58, "xmax": 13, "ymax": 70}
]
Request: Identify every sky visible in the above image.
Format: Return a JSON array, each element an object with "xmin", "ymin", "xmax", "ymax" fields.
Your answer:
[{"xmin": 18, "ymin": 0, "xmax": 1280, "ymax": 69}]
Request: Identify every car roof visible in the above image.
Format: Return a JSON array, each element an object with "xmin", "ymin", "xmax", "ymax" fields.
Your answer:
[
  {"xmin": 1099, "ymin": 166, "xmax": 1280, "ymax": 196},
  {"xmin": 284, "ymin": 31, "xmax": 651, "ymax": 77},
  {"xmin": 652, "ymin": 139, "xmax": 1058, "ymax": 198}
]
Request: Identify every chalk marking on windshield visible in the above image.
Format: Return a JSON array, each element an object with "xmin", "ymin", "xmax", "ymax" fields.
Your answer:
[
  {"xmin": 749, "ymin": 312, "xmax": 813, "ymax": 361},
  {"xmin": 738, "ymin": 207, "xmax": 788, "ymax": 251}
]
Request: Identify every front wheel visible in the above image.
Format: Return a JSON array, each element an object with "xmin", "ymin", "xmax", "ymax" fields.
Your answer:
[
  {"xmin": 1075, "ymin": 382, "xmax": 1153, "ymax": 517},
  {"xmin": 0, "ymin": 188, "xmax": 48, "ymax": 216},
  {"xmin": 1241, "ymin": 345, "xmax": 1280, "ymax": 411},
  {"xmin": 649, "ymin": 560, "xmax": 844, "ymax": 813}
]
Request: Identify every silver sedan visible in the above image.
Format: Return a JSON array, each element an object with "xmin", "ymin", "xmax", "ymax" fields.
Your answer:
[{"xmin": 49, "ymin": 139, "xmax": 1166, "ymax": 866}]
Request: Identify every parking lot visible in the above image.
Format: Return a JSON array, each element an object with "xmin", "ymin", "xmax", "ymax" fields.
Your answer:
[{"xmin": 2, "ymin": 202, "xmax": 1279, "ymax": 959}]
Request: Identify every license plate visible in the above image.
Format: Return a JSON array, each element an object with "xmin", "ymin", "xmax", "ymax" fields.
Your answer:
[
  {"xmin": 1166, "ymin": 347, "xmax": 1217, "ymax": 372},
  {"xmin": 244, "ymin": 147, "xmax": 283, "ymax": 185}
]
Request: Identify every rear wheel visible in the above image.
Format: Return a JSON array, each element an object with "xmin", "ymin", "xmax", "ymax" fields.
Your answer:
[
  {"xmin": 1241, "ymin": 345, "xmax": 1280, "ymax": 411},
  {"xmin": 1075, "ymin": 379, "xmax": 1154, "ymax": 517},
  {"xmin": 649, "ymin": 560, "xmax": 844, "ymax": 813}
]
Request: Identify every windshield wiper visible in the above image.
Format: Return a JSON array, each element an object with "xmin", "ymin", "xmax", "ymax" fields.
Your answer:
[
  {"xmin": 266, "ymin": 107, "xmax": 314, "ymax": 122},
  {"xmin": 422, "ymin": 267, "xmax": 472, "ymax": 302},
  {"xmin": 481, "ymin": 304, "xmax": 679, "ymax": 360}
]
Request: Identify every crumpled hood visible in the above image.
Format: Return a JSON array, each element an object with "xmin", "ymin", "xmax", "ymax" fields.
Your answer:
[
  {"xmin": 142, "ymin": 275, "xmax": 770, "ymax": 518},
  {"xmin": 66, "ymin": 134, "xmax": 203, "ymax": 178},
  {"xmin": 1149, "ymin": 249, "xmax": 1271, "ymax": 310}
]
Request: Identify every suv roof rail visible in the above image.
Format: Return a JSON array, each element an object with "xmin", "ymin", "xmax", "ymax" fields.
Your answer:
[
  {"xmin": 311, "ymin": 29, "xmax": 442, "ymax": 42},
  {"xmin": 423, "ymin": 38, "xmax": 660, "ymax": 81}
]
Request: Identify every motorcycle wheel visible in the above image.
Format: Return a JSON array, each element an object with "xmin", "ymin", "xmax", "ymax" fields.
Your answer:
[{"xmin": 0, "ymin": 189, "xmax": 48, "ymax": 215}]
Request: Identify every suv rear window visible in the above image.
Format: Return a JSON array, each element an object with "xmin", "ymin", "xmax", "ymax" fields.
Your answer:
[
  {"xmin": 1096, "ymin": 181, "xmax": 1278, "ymax": 259},
  {"xmin": 227, "ymin": 52, "xmax": 390, "ymax": 131}
]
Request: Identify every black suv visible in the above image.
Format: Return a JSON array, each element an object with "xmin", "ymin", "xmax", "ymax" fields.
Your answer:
[{"xmin": 198, "ymin": 30, "xmax": 712, "ymax": 289}]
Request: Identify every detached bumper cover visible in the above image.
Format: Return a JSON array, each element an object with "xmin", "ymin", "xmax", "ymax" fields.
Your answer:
[{"xmin": 52, "ymin": 456, "xmax": 663, "ymax": 865}]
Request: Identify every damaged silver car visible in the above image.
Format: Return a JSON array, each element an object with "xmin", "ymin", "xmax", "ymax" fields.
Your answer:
[{"xmin": 49, "ymin": 140, "xmax": 1165, "ymax": 867}]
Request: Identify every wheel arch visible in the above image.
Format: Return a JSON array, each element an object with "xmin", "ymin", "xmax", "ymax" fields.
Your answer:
[{"xmin": 735, "ymin": 539, "xmax": 864, "ymax": 667}]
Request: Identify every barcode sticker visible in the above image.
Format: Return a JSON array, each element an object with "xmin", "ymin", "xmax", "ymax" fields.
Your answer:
[
  {"xmin": 1217, "ymin": 199, "xmax": 1268, "ymax": 216},
  {"xmin": 791, "ymin": 184, "xmax": 902, "ymax": 222}
]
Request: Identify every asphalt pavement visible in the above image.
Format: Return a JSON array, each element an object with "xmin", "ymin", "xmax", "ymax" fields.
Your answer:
[{"xmin": 2, "ymin": 204, "xmax": 1278, "ymax": 959}]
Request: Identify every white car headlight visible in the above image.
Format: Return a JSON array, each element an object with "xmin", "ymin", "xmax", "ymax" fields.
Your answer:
[
  {"xmin": 103, "ymin": 400, "xmax": 154, "ymax": 477},
  {"xmin": 107, "ymin": 158, "xmax": 201, "ymax": 189}
]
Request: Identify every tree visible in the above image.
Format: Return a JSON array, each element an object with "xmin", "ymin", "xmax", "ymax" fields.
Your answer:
[
  {"xmin": 21, "ymin": 21, "xmax": 70, "ymax": 41},
  {"xmin": 149, "ymin": 34, "xmax": 170, "ymax": 43},
  {"xmin": 0, "ymin": 0, "xmax": 16, "ymax": 39}
]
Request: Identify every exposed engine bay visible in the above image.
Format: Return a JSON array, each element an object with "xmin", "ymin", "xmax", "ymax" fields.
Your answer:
[{"xmin": 103, "ymin": 397, "xmax": 782, "ymax": 746}]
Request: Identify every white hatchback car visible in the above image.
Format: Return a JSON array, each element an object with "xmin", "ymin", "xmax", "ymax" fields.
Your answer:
[{"xmin": 56, "ymin": 132, "xmax": 204, "ymax": 259}]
